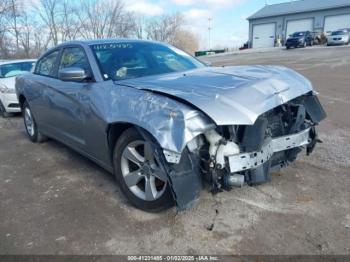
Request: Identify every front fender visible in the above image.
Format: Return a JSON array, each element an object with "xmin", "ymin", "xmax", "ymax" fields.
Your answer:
[
  {"xmin": 106, "ymin": 85, "xmax": 215, "ymax": 154},
  {"xmin": 104, "ymin": 85, "xmax": 215, "ymax": 210}
]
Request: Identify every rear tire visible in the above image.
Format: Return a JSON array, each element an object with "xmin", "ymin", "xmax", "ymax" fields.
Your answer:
[
  {"xmin": 22, "ymin": 101, "xmax": 47, "ymax": 143},
  {"xmin": 113, "ymin": 127, "xmax": 174, "ymax": 212}
]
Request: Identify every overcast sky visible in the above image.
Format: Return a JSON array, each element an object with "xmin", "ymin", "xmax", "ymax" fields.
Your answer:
[{"xmin": 125, "ymin": 0, "xmax": 291, "ymax": 49}]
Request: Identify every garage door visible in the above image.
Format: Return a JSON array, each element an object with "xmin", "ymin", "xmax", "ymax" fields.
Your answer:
[
  {"xmin": 252, "ymin": 23, "xmax": 275, "ymax": 48},
  {"xmin": 324, "ymin": 14, "xmax": 350, "ymax": 34},
  {"xmin": 286, "ymin": 19, "xmax": 313, "ymax": 37}
]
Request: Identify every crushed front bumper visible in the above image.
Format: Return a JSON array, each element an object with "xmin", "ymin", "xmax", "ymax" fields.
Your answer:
[{"xmin": 228, "ymin": 127, "xmax": 312, "ymax": 173}]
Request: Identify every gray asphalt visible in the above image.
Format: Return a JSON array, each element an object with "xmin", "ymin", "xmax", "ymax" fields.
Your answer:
[{"xmin": 1, "ymin": 45, "xmax": 350, "ymax": 255}]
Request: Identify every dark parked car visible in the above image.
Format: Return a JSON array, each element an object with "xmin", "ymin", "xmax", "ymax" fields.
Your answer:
[
  {"xmin": 16, "ymin": 39, "xmax": 326, "ymax": 212},
  {"xmin": 286, "ymin": 31, "xmax": 313, "ymax": 49}
]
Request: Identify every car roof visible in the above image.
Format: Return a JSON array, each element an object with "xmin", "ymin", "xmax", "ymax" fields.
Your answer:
[
  {"xmin": 337, "ymin": 28, "xmax": 350, "ymax": 32},
  {"xmin": 39, "ymin": 39, "xmax": 171, "ymax": 60},
  {"xmin": 0, "ymin": 59, "xmax": 36, "ymax": 66},
  {"xmin": 56, "ymin": 38, "xmax": 167, "ymax": 47}
]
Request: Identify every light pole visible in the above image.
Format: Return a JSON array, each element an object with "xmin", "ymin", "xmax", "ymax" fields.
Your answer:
[{"xmin": 208, "ymin": 17, "xmax": 212, "ymax": 50}]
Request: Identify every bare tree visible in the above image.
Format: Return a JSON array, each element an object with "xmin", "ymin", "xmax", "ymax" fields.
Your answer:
[
  {"xmin": 173, "ymin": 30, "xmax": 199, "ymax": 55},
  {"xmin": 133, "ymin": 15, "xmax": 146, "ymax": 39},
  {"xmin": 0, "ymin": 0, "xmax": 18, "ymax": 58},
  {"xmin": 4, "ymin": 0, "xmax": 23, "ymax": 51},
  {"xmin": 37, "ymin": 0, "xmax": 61, "ymax": 46},
  {"xmin": 146, "ymin": 13, "xmax": 184, "ymax": 44},
  {"xmin": 31, "ymin": 26, "xmax": 51, "ymax": 58},
  {"xmin": 0, "ymin": 32, "xmax": 11, "ymax": 59},
  {"xmin": 0, "ymin": 0, "xmax": 10, "ymax": 57},
  {"xmin": 19, "ymin": 12, "xmax": 31, "ymax": 58},
  {"xmin": 118, "ymin": 12, "xmax": 137, "ymax": 38},
  {"xmin": 146, "ymin": 13, "xmax": 199, "ymax": 54},
  {"xmin": 0, "ymin": 0, "xmax": 199, "ymax": 59},
  {"xmin": 78, "ymin": 0, "xmax": 135, "ymax": 39},
  {"xmin": 0, "ymin": 0, "xmax": 11, "ymax": 16},
  {"xmin": 60, "ymin": 0, "xmax": 80, "ymax": 41}
]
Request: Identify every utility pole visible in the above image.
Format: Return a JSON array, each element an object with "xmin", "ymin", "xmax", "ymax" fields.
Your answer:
[{"xmin": 208, "ymin": 17, "xmax": 212, "ymax": 50}]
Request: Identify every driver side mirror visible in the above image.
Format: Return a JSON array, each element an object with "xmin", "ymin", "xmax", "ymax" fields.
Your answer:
[{"xmin": 58, "ymin": 67, "xmax": 91, "ymax": 82}]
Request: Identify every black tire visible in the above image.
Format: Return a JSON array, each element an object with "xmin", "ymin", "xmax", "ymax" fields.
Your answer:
[
  {"xmin": 22, "ymin": 101, "xmax": 47, "ymax": 143},
  {"xmin": 0, "ymin": 100, "xmax": 8, "ymax": 118},
  {"xmin": 2, "ymin": 112, "xmax": 10, "ymax": 118},
  {"xmin": 113, "ymin": 127, "xmax": 174, "ymax": 212}
]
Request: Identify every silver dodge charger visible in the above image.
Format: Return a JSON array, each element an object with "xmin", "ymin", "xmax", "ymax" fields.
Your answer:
[{"xmin": 16, "ymin": 39, "xmax": 326, "ymax": 212}]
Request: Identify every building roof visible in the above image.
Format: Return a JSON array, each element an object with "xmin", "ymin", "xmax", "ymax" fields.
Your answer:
[{"xmin": 248, "ymin": 0, "xmax": 350, "ymax": 20}]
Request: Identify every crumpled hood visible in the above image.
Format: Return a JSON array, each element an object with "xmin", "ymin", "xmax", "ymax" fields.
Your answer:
[{"xmin": 117, "ymin": 65, "xmax": 313, "ymax": 125}]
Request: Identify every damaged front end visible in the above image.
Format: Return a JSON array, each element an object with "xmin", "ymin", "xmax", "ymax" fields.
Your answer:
[{"xmin": 163, "ymin": 92, "xmax": 326, "ymax": 210}]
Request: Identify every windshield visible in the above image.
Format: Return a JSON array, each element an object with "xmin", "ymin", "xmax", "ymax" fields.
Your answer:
[
  {"xmin": 90, "ymin": 42, "xmax": 205, "ymax": 81},
  {"xmin": 331, "ymin": 30, "xmax": 347, "ymax": 36},
  {"xmin": 291, "ymin": 32, "xmax": 306, "ymax": 37},
  {"xmin": 0, "ymin": 61, "xmax": 35, "ymax": 78}
]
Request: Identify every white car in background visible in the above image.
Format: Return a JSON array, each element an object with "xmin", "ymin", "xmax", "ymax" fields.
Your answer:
[
  {"xmin": 327, "ymin": 29, "xmax": 350, "ymax": 46},
  {"xmin": 0, "ymin": 59, "xmax": 36, "ymax": 117}
]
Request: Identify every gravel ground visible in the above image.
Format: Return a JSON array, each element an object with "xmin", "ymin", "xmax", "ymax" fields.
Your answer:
[{"xmin": 1, "ymin": 45, "xmax": 350, "ymax": 255}]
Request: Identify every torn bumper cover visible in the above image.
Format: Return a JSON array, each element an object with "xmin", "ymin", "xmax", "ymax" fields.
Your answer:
[{"xmin": 228, "ymin": 127, "xmax": 312, "ymax": 173}]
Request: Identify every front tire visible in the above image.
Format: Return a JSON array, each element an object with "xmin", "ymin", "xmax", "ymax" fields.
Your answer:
[
  {"xmin": 0, "ymin": 100, "xmax": 9, "ymax": 118},
  {"xmin": 113, "ymin": 128, "xmax": 174, "ymax": 212},
  {"xmin": 22, "ymin": 101, "xmax": 47, "ymax": 143}
]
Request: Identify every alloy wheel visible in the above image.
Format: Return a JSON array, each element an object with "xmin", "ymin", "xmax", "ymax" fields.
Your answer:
[
  {"xmin": 120, "ymin": 140, "xmax": 168, "ymax": 201},
  {"xmin": 24, "ymin": 106, "xmax": 35, "ymax": 137}
]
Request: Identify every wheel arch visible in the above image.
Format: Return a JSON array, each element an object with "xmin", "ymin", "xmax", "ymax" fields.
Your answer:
[
  {"xmin": 107, "ymin": 122, "xmax": 160, "ymax": 164},
  {"xmin": 106, "ymin": 120, "xmax": 206, "ymax": 211}
]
